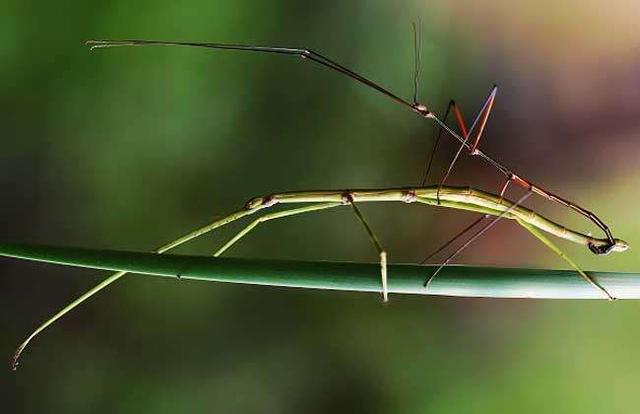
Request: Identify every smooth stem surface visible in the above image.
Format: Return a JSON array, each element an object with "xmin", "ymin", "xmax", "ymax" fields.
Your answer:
[{"xmin": 2, "ymin": 243, "xmax": 637, "ymax": 299}]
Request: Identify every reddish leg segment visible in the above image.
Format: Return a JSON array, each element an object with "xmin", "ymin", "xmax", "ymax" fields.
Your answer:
[{"xmin": 437, "ymin": 85, "xmax": 498, "ymax": 196}]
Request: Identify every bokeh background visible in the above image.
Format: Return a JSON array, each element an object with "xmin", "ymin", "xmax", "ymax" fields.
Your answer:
[{"xmin": 3, "ymin": 0, "xmax": 640, "ymax": 412}]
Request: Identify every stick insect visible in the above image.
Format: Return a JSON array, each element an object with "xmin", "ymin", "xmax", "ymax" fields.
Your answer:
[
  {"xmin": 83, "ymin": 38, "xmax": 621, "ymax": 256},
  {"xmin": 10, "ymin": 36, "xmax": 628, "ymax": 369}
]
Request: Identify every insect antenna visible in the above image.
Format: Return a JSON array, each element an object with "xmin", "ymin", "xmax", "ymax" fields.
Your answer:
[{"xmin": 412, "ymin": 19, "xmax": 422, "ymax": 105}]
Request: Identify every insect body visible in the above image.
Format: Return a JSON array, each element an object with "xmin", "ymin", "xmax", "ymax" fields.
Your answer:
[
  {"xmin": 229, "ymin": 186, "xmax": 627, "ymax": 299},
  {"xmin": 10, "ymin": 37, "xmax": 629, "ymax": 369},
  {"xmin": 85, "ymin": 39, "xmax": 620, "ymax": 255},
  {"xmin": 12, "ymin": 184, "xmax": 628, "ymax": 369}
]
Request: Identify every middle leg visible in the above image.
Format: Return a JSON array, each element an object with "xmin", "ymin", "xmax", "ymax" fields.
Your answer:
[
  {"xmin": 213, "ymin": 202, "xmax": 343, "ymax": 257},
  {"xmin": 344, "ymin": 194, "xmax": 389, "ymax": 302}
]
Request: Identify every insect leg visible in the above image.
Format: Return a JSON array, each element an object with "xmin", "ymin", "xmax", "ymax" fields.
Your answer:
[
  {"xmin": 421, "ymin": 216, "xmax": 487, "ymax": 264},
  {"xmin": 213, "ymin": 203, "xmax": 342, "ymax": 257},
  {"xmin": 516, "ymin": 219, "xmax": 615, "ymax": 300},
  {"xmin": 423, "ymin": 173, "xmax": 515, "ymax": 265},
  {"xmin": 424, "ymin": 191, "xmax": 532, "ymax": 289},
  {"xmin": 12, "ymin": 197, "xmax": 279, "ymax": 369},
  {"xmin": 421, "ymin": 100, "xmax": 469, "ymax": 187},
  {"xmin": 345, "ymin": 195, "xmax": 389, "ymax": 302},
  {"xmin": 436, "ymin": 86, "xmax": 498, "ymax": 199},
  {"xmin": 468, "ymin": 85, "xmax": 498, "ymax": 155}
]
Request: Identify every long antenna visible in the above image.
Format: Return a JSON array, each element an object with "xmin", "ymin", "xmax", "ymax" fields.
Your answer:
[{"xmin": 412, "ymin": 19, "xmax": 422, "ymax": 104}]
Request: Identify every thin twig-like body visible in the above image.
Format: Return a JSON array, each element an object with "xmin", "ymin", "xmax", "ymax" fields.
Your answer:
[
  {"xmin": 248, "ymin": 186, "xmax": 625, "ymax": 252},
  {"xmin": 12, "ymin": 185, "xmax": 628, "ymax": 369}
]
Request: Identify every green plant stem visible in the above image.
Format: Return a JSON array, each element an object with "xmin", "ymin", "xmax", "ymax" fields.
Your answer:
[{"xmin": 2, "ymin": 243, "xmax": 637, "ymax": 300}]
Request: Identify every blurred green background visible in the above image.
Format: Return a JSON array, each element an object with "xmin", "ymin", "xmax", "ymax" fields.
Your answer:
[{"xmin": 3, "ymin": 0, "xmax": 640, "ymax": 412}]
